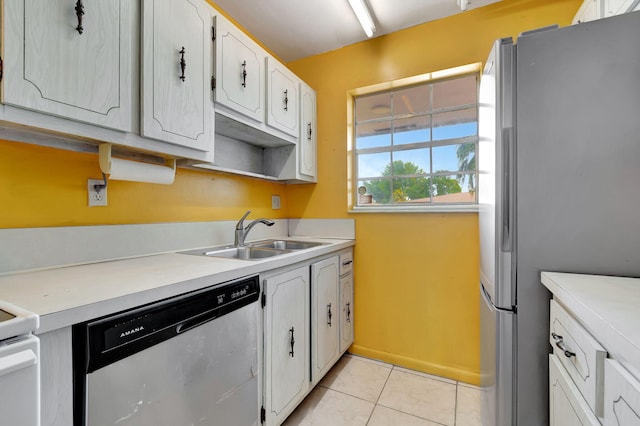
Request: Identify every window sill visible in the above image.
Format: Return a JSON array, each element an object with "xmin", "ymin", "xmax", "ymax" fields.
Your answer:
[{"xmin": 349, "ymin": 204, "xmax": 479, "ymax": 214}]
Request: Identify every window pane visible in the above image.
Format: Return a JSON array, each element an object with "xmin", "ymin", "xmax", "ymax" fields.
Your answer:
[
  {"xmin": 393, "ymin": 85, "xmax": 431, "ymax": 116},
  {"xmin": 432, "ymin": 142, "xmax": 475, "ymax": 174},
  {"xmin": 393, "ymin": 115, "xmax": 430, "ymax": 145},
  {"xmin": 432, "ymin": 108, "xmax": 477, "ymax": 141},
  {"xmin": 358, "ymin": 152, "xmax": 390, "ymax": 179},
  {"xmin": 356, "ymin": 92, "xmax": 391, "ymax": 121},
  {"xmin": 356, "ymin": 121, "xmax": 391, "ymax": 149},
  {"xmin": 392, "ymin": 149, "xmax": 429, "ymax": 175},
  {"xmin": 360, "ymin": 179, "xmax": 392, "ymax": 204},
  {"xmin": 432, "ymin": 75, "xmax": 477, "ymax": 110},
  {"xmin": 431, "ymin": 174, "xmax": 476, "ymax": 204},
  {"xmin": 392, "ymin": 177, "xmax": 432, "ymax": 202}
]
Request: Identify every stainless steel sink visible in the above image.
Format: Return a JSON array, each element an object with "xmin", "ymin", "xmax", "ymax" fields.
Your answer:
[
  {"xmin": 199, "ymin": 246, "xmax": 291, "ymax": 260},
  {"xmin": 249, "ymin": 240, "xmax": 325, "ymax": 250},
  {"xmin": 179, "ymin": 239, "xmax": 324, "ymax": 260}
]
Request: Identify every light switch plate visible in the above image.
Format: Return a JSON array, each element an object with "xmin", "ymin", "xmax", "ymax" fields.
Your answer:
[{"xmin": 272, "ymin": 195, "xmax": 281, "ymax": 210}]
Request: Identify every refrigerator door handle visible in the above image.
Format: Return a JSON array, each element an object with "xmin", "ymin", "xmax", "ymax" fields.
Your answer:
[{"xmin": 501, "ymin": 127, "xmax": 514, "ymax": 252}]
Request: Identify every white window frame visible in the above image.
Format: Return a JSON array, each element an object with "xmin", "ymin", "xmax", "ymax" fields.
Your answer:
[{"xmin": 347, "ymin": 63, "xmax": 482, "ymax": 213}]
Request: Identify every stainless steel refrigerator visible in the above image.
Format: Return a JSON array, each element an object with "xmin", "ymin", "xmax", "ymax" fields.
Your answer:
[{"xmin": 478, "ymin": 11, "xmax": 640, "ymax": 426}]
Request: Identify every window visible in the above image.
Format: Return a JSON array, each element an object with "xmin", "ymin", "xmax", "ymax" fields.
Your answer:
[{"xmin": 350, "ymin": 66, "xmax": 479, "ymax": 211}]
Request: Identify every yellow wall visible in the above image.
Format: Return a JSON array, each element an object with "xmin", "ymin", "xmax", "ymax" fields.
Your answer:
[
  {"xmin": 286, "ymin": 0, "xmax": 581, "ymax": 384},
  {"xmin": 0, "ymin": 0, "xmax": 581, "ymax": 384},
  {"xmin": 0, "ymin": 141, "xmax": 288, "ymax": 227}
]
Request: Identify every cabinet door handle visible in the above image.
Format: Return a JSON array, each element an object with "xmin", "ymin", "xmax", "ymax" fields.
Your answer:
[
  {"xmin": 75, "ymin": 0, "xmax": 85, "ymax": 34},
  {"xmin": 307, "ymin": 123, "xmax": 312, "ymax": 140},
  {"xmin": 346, "ymin": 302, "xmax": 351, "ymax": 323},
  {"xmin": 342, "ymin": 260, "xmax": 353, "ymax": 266},
  {"xmin": 241, "ymin": 61, "xmax": 247, "ymax": 88},
  {"xmin": 179, "ymin": 47, "xmax": 186, "ymax": 82},
  {"xmin": 327, "ymin": 303, "xmax": 332, "ymax": 327},
  {"xmin": 284, "ymin": 90, "xmax": 289, "ymax": 111},
  {"xmin": 551, "ymin": 332, "xmax": 575, "ymax": 358},
  {"xmin": 289, "ymin": 327, "xmax": 295, "ymax": 357}
]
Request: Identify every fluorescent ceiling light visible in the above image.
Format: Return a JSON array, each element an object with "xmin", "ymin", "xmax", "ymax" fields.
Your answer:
[{"xmin": 347, "ymin": 0, "xmax": 376, "ymax": 38}]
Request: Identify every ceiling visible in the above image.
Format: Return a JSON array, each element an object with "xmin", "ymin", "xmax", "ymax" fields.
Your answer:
[{"xmin": 213, "ymin": 0, "xmax": 503, "ymax": 62}]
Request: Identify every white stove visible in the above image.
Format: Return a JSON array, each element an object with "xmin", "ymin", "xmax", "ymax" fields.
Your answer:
[{"xmin": 0, "ymin": 301, "xmax": 40, "ymax": 426}]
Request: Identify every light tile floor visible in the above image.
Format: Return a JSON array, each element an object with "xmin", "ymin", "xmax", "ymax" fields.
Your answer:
[{"xmin": 283, "ymin": 354, "xmax": 482, "ymax": 426}]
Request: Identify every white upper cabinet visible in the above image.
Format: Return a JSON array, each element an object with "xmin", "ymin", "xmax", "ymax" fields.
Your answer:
[
  {"xmin": 2, "ymin": 0, "xmax": 134, "ymax": 131},
  {"xmin": 213, "ymin": 15, "xmax": 265, "ymax": 123},
  {"xmin": 299, "ymin": 82, "xmax": 317, "ymax": 180},
  {"xmin": 572, "ymin": 0, "xmax": 603, "ymax": 23},
  {"xmin": 604, "ymin": 0, "xmax": 639, "ymax": 16},
  {"xmin": 266, "ymin": 58, "xmax": 299, "ymax": 138},
  {"xmin": 140, "ymin": 0, "xmax": 214, "ymax": 151}
]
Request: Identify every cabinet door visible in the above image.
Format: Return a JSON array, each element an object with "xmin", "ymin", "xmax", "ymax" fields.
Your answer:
[
  {"xmin": 604, "ymin": 0, "xmax": 637, "ymax": 15},
  {"xmin": 266, "ymin": 58, "xmax": 299, "ymax": 138},
  {"xmin": 311, "ymin": 256, "xmax": 340, "ymax": 384},
  {"xmin": 604, "ymin": 360, "xmax": 640, "ymax": 426},
  {"xmin": 340, "ymin": 273, "xmax": 354, "ymax": 354},
  {"xmin": 264, "ymin": 266, "xmax": 310, "ymax": 426},
  {"xmin": 140, "ymin": 0, "xmax": 214, "ymax": 151},
  {"xmin": 549, "ymin": 355, "xmax": 600, "ymax": 426},
  {"xmin": 572, "ymin": 0, "xmax": 603, "ymax": 23},
  {"xmin": 213, "ymin": 15, "xmax": 265, "ymax": 123},
  {"xmin": 2, "ymin": 0, "xmax": 133, "ymax": 131},
  {"xmin": 299, "ymin": 83, "xmax": 317, "ymax": 180}
]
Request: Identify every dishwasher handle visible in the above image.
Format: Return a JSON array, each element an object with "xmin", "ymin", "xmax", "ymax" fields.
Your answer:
[{"xmin": 176, "ymin": 309, "xmax": 218, "ymax": 334}]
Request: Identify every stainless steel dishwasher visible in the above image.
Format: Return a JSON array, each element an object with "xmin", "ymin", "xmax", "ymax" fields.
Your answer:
[{"xmin": 72, "ymin": 275, "xmax": 261, "ymax": 426}]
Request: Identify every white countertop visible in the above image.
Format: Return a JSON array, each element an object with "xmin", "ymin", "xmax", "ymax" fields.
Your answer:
[
  {"xmin": 0, "ymin": 238, "xmax": 354, "ymax": 334},
  {"xmin": 541, "ymin": 271, "xmax": 640, "ymax": 381}
]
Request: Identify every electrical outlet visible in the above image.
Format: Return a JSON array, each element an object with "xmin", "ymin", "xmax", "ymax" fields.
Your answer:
[
  {"xmin": 88, "ymin": 179, "xmax": 108, "ymax": 207},
  {"xmin": 271, "ymin": 195, "xmax": 281, "ymax": 210}
]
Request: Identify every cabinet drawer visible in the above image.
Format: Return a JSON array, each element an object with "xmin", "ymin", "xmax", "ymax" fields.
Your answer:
[
  {"xmin": 339, "ymin": 250, "xmax": 353, "ymax": 276},
  {"xmin": 604, "ymin": 359, "xmax": 640, "ymax": 426},
  {"xmin": 550, "ymin": 299, "xmax": 607, "ymax": 416},
  {"xmin": 550, "ymin": 355, "xmax": 601, "ymax": 426}
]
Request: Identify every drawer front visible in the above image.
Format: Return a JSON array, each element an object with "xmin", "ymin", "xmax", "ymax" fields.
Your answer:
[
  {"xmin": 550, "ymin": 355, "xmax": 601, "ymax": 426},
  {"xmin": 339, "ymin": 250, "xmax": 353, "ymax": 276},
  {"xmin": 604, "ymin": 359, "xmax": 640, "ymax": 426},
  {"xmin": 550, "ymin": 299, "xmax": 607, "ymax": 416}
]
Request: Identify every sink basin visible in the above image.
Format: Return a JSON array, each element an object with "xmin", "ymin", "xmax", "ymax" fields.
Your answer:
[
  {"xmin": 249, "ymin": 240, "xmax": 325, "ymax": 250},
  {"xmin": 179, "ymin": 239, "xmax": 324, "ymax": 260},
  {"xmin": 202, "ymin": 246, "xmax": 291, "ymax": 260}
]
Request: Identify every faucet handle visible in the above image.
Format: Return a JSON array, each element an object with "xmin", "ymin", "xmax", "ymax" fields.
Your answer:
[{"xmin": 236, "ymin": 210, "xmax": 251, "ymax": 230}]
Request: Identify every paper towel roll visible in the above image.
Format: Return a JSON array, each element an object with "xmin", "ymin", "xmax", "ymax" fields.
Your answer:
[{"xmin": 99, "ymin": 144, "xmax": 176, "ymax": 185}]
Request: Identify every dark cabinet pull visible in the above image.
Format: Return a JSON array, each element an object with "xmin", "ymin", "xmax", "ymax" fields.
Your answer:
[
  {"xmin": 551, "ymin": 332, "xmax": 575, "ymax": 358},
  {"xmin": 327, "ymin": 303, "xmax": 332, "ymax": 327},
  {"xmin": 241, "ymin": 61, "xmax": 247, "ymax": 88},
  {"xmin": 75, "ymin": 0, "xmax": 85, "ymax": 34},
  {"xmin": 346, "ymin": 302, "xmax": 351, "ymax": 323},
  {"xmin": 307, "ymin": 123, "xmax": 312, "ymax": 140},
  {"xmin": 289, "ymin": 327, "xmax": 295, "ymax": 357},
  {"xmin": 284, "ymin": 90, "xmax": 288, "ymax": 111},
  {"xmin": 342, "ymin": 260, "xmax": 353, "ymax": 266},
  {"xmin": 179, "ymin": 47, "xmax": 186, "ymax": 82}
]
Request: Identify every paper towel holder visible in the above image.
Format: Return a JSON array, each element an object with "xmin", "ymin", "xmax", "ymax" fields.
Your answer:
[{"xmin": 98, "ymin": 144, "xmax": 177, "ymax": 184}]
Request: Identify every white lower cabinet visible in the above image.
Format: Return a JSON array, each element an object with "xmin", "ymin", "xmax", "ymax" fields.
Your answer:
[
  {"xmin": 339, "ymin": 250, "xmax": 354, "ymax": 354},
  {"xmin": 549, "ymin": 355, "xmax": 601, "ymax": 426},
  {"xmin": 262, "ymin": 248, "xmax": 355, "ymax": 425},
  {"xmin": 311, "ymin": 256, "xmax": 340, "ymax": 385},
  {"xmin": 604, "ymin": 359, "xmax": 640, "ymax": 426},
  {"xmin": 339, "ymin": 273, "xmax": 354, "ymax": 354},
  {"xmin": 543, "ymin": 272, "xmax": 640, "ymax": 426},
  {"xmin": 263, "ymin": 265, "xmax": 310, "ymax": 426}
]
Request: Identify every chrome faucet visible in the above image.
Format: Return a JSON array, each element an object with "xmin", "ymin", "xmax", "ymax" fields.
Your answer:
[{"xmin": 234, "ymin": 210, "xmax": 275, "ymax": 247}]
